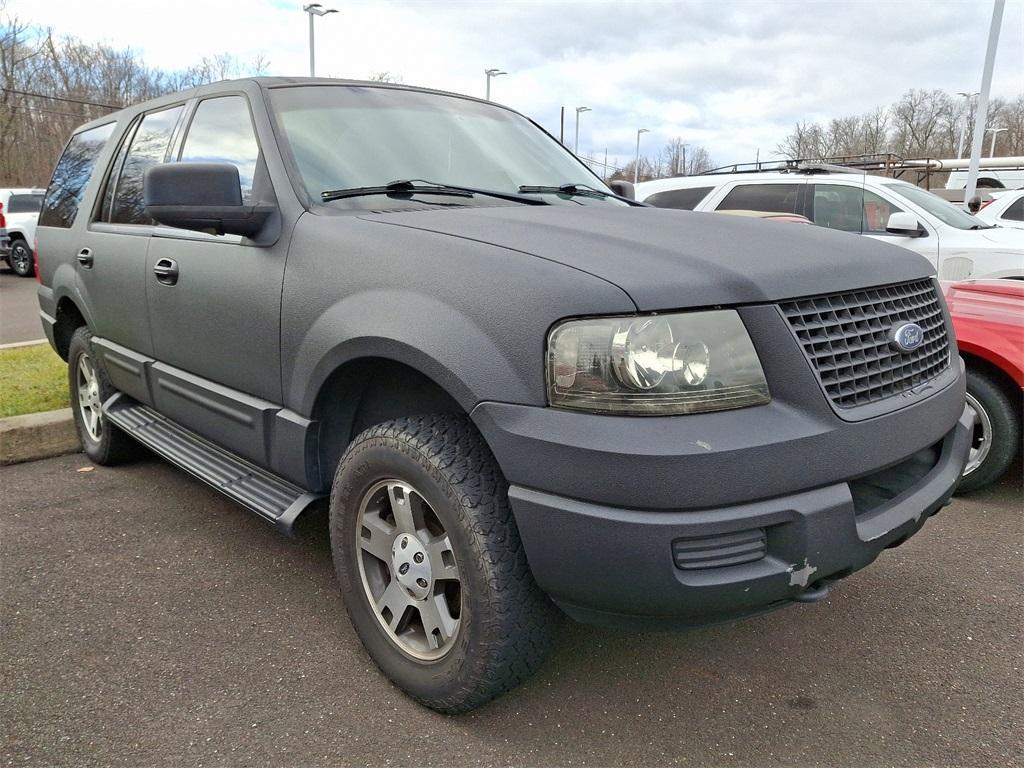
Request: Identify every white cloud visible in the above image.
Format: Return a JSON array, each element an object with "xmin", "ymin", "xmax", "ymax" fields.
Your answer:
[{"xmin": 7, "ymin": 0, "xmax": 1024, "ymax": 168}]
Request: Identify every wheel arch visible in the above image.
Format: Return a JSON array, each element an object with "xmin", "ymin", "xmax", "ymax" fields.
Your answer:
[
  {"xmin": 52, "ymin": 295, "xmax": 90, "ymax": 361},
  {"xmin": 960, "ymin": 350, "xmax": 1024, "ymax": 412}
]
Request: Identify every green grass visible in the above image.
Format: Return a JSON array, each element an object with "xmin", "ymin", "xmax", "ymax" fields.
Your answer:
[{"xmin": 0, "ymin": 343, "xmax": 69, "ymax": 418}]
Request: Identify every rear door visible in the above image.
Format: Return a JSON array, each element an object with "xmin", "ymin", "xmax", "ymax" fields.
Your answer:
[{"xmin": 709, "ymin": 180, "xmax": 808, "ymax": 216}]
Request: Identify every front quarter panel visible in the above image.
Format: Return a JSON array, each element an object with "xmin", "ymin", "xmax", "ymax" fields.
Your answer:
[{"xmin": 281, "ymin": 212, "xmax": 637, "ymax": 415}]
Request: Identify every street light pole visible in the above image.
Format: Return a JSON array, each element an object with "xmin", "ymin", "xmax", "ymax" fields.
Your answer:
[
  {"xmin": 303, "ymin": 4, "xmax": 337, "ymax": 77},
  {"xmin": 574, "ymin": 106, "xmax": 591, "ymax": 154},
  {"xmin": 484, "ymin": 68, "xmax": 506, "ymax": 101},
  {"xmin": 956, "ymin": 92, "xmax": 979, "ymax": 158},
  {"xmin": 964, "ymin": 0, "xmax": 1005, "ymax": 208},
  {"xmin": 986, "ymin": 126, "xmax": 1008, "ymax": 156},
  {"xmin": 634, "ymin": 128, "xmax": 649, "ymax": 184}
]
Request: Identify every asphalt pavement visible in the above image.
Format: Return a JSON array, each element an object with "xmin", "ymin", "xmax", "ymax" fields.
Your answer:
[
  {"xmin": 2, "ymin": 452, "xmax": 1021, "ymax": 767},
  {"xmin": 0, "ymin": 266, "xmax": 45, "ymax": 345}
]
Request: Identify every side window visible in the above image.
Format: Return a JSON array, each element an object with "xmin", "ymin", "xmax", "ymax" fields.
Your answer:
[
  {"xmin": 39, "ymin": 123, "xmax": 116, "ymax": 228},
  {"xmin": 7, "ymin": 193, "xmax": 44, "ymax": 213},
  {"xmin": 179, "ymin": 96, "xmax": 261, "ymax": 203},
  {"xmin": 717, "ymin": 183, "xmax": 801, "ymax": 214},
  {"xmin": 812, "ymin": 184, "xmax": 903, "ymax": 234},
  {"xmin": 109, "ymin": 105, "xmax": 184, "ymax": 225},
  {"xmin": 645, "ymin": 186, "xmax": 714, "ymax": 210},
  {"xmin": 98, "ymin": 117, "xmax": 140, "ymax": 222},
  {"xmin": 1001, "ymin": 197, "xmax": 1024, "ymax": 222}
]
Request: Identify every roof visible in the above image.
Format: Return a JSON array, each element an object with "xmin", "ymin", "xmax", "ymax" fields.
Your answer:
[{"xmin": 634, "ymin": 171, "xmax": 915, "ymax": 199}]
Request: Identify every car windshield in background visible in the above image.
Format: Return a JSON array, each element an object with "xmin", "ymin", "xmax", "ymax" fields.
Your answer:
[
  {"xmin": 887, "ymin": 183, "xmax": 991, "ymax": 230},
  {"xmin": 7, "ymin": 193, "xmax": 45, "ymax": 213},
  {"xmin": 269, "ymin": 85, "xmax": 622, "ymax": 206}
]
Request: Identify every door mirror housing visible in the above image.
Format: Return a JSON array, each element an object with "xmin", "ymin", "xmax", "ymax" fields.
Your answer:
[
  {"xmin": 144, "ymin": 163, "xmax": 274, "ymax": 237},
  {"xmin": 885, "ymin": 211, "xmax": 925, "ymax": 238},
  {"xmin": 607, "ymin": 180, "xmax": 636, "ymax": 200}
]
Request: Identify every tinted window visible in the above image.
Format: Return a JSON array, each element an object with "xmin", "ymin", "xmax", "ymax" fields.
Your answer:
[
  {"xmin": 179, "ymin": 96, "xmax": 261, "ymax": 203},
  {"xmin": 1002, "ymin": 197, "xmax": 1024, "ymax": 222},
  {"xmin": 645, "ymin": 186, "xmax": 713, "ymax": 210},
  {"xmin": 7, "ymin": 193, "xmax": 44, "ymax": 213},
  {"xmin": 717, "ymin": 183, "xmax": 802, "ymax": 214},
  {"xmin": 810, "ymin": 184, "xmax": 904, "ymax": 234},
  {"xmin": 98, "ymin": 116, "xmax": 138, "ymax": 223},
  {"xmin": 110, "ymin": 105, "xmax": 183, "ymax": 225},
  {"xmin": 39, "ymin": 123, "xmax": 115, "ymax": 228}
]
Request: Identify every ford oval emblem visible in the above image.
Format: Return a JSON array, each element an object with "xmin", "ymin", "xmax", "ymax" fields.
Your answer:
[{"xmin": 890, "ymin": 322, "xmax": 924, "ymax": 353}]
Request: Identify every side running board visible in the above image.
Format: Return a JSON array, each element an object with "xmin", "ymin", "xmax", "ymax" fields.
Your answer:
[{"xmin": 103, "ymin": 394, "xmax": 322, "ymax": 536}]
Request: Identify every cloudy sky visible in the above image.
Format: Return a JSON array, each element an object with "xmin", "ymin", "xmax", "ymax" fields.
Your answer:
[{"xmin": 8, "ymin": 0, "xmax": 1024, "ymax": 168}]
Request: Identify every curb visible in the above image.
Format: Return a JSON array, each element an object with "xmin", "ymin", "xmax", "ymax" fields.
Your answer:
[
  {"xmin": 0, "ymin": 408, "xmax": 80, "ymax": 465},
  {"xmin": 0, "ymin": 339, "xmax": 48, "ymax": 350}
]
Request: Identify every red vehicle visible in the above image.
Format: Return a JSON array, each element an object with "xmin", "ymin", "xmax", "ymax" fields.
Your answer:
[{"xmin": 943, "ymin": 280, "xmax": 1024, "ymax": 492}]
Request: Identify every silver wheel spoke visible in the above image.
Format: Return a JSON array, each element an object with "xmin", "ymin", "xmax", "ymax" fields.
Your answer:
[
  {"xmin": 427, "ymin": 535, "xmax": 459, "ymax": 581},
  {"xmin": 376, "ymin": 580, "xmax": 412, "ymax": 631},
  {"xmin": 387, "ymin": 482, "xmax": 418, "ymax": 534},
  {"xmin": 418, "ymin": 594, "xmax": 458, "ymax": 649},
  {"xmin": 360, "ymin": 514, "xmax": 396, "ymax": 563}
]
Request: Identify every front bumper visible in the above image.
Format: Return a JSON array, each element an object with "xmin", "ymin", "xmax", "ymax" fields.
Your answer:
[{"xmin": 472, "ymin": 356, "xmax": 970, "ymax": 629}]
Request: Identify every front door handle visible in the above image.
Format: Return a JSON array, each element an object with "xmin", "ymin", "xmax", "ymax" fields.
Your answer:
[
  {"xmin": 76, "ymin": 248, "xmax": 93, "ymax": 268},
  {"xmin": 153, "ymin": 258, "xmax": 179, "ymax": 286}
]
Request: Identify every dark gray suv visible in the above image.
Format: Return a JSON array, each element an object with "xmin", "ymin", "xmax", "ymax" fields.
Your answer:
[{"xmin": 36, "ymin": 78, "xmax": 972, "ymax": 713}]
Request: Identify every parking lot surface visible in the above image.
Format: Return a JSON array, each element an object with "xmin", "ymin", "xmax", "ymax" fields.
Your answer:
[
  {"xmin": 2, "ymin": 452, "xmax": 1021, "ymax": 767},
  {"xmin": 0, "ymin": 268, "xmax": 44, "ymax": 345}
]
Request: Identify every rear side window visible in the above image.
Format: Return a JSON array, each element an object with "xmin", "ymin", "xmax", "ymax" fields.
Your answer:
[
  {"xmin": 179, "ymin": 96, "xmax": 261, "ymax": 204},
  {"xmin": 811, "ymin": 184, "xmax": 903, "ymax": 234},
  {"xmin": 717, "ymin": 183, "xmax": 802, "ymax": 214},
  {"xmin": 644, "ymin": 186, "xmax": 713, "ymax": 210},
  {"xmin": 39, "ymin": 123, "xmax": 116, "ymax": 228},
  {"xmin": 109, "ymin": 105, "xmax": 184, "ymax": 225},
  {"xmin": 1002, "ymin": 197, "xmax": 1024, "ymax": 222},
  {"xmin": 7, "ymin": 193, "xmax": 44, "ymax": 213}
]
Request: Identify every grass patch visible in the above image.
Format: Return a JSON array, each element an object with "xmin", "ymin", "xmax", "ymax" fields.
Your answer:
[{"xmin": 0, "ymin": 343, "xmax": 69, "ymax": 418}]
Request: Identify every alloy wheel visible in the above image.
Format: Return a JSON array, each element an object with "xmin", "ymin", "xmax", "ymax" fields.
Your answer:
[
  {"xmin": 76, "ymin": 353, "xmax": 103, "ymax": 442},
  {"xmin": 963, "ymin": 391, "xmax": 992, "ymax": 476}
]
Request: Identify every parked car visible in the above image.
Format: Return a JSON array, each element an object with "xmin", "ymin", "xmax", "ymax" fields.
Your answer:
[
  {"xmin": 0, "ymin": 188, "xmax": 45, "ymax": 276},
  {"xmin": 636, "ymin": 171, "xmax": 1024, "ymax": 280},
  {"xmin": 946, "ymin": 167, "xmax": 1024, "ymax": 191},
  {"xmin": 37, "ymin": 78, "xmax": 971, "ymax": 713},
  {"xmin": 943, "ymin": 279, "xmax": 1024, "ymax": 492},
  {"xmin": 975, "ymin": 188, "xmax": 1024, "ymax": 230}
]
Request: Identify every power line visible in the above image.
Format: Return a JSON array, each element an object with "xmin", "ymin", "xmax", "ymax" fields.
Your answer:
[{"xmin": 0, "ymin": 88, "xmax": 121, "ymax": 110}]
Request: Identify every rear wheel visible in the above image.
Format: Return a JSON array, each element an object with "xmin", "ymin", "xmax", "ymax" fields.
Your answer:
[
  {"xmin": 8, "ymin": 238, "xmax": 34, "ymax": 277},
  {"xmin": 68, "ymin": 326, "xmax": 143, "ymax": 465},
  {"xmin": 958, "ymin": 368, "xmax": 1020, "ymax": 493},
  {"xmin": 330, "ymin": 414, "xmax": 557, "ymax": 713}
]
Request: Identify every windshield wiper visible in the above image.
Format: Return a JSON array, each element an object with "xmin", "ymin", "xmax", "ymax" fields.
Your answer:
[
  {"xmin": 518, "ymin": 183, "xmax": 644, "ymax": 205},
  {"xmin": 321, "ymin": 179, "xmax": 549, "ymax": 206}
]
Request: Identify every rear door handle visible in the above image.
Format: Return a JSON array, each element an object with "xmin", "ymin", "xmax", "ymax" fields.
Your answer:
[
  {"xmin": 153, "ymin": 258, "xmax": 179, "ymax": 286},
  {"xmin": 76, "ymin": 248, "xmax": 93, "ymax": 268}
]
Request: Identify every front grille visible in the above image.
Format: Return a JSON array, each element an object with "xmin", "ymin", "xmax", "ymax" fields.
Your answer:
[{"xmin": 779, "ymin": 279, "xmax": 949, "ymax": 408}]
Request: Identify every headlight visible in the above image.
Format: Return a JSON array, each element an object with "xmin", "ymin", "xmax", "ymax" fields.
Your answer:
[{"xmin": 547, "ymin": 310, "xmax": 770, "ymax": 415}]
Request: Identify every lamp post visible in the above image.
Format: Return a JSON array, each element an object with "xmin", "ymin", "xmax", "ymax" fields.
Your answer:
[
  {"xmin": 574, "ymin": 106, "xmax": 591, "ymax": 154},
  {"xmin": 634, "ymin": 128, "xmax": 649, "ymax": 184},
  {"xmin": 303, "ymin": 4, "xmax": 337, "ymax": 77},
  {"xmin": 484, "ymin": 68, "xmax": 506, "ymax": 101},
  {"xmin": 956, "ymin": 92, "xmax": 979, "ymax": 158},
  {"xmin": 986, "ymin": 126, "xmax": 1008, "ymax": 157}
]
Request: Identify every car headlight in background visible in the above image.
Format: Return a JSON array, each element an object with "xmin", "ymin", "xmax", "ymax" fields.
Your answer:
[{"xmin": 547, "ymin": 310, "xmax": 770, "ymax": 415}]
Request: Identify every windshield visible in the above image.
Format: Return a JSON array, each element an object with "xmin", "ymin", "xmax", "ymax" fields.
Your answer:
[
  {"xmin": 884, "ymin": 182, "xmax": 989, "ymax": 230},
  {"xmin": 269, "ymin": 85, "xmax": 618, "ymax": 207}
]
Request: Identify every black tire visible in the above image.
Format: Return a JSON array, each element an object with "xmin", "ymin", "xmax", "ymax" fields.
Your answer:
[
  {"xmin": 330, "ymin": 414, "xmax": 558, "ymax": 713},
  {"xmin": 68, "ymin": 326, "xmax": 143, "ymax": 465},
  {"xmin": 957, "ymin": 368, "xmax": 1021, "ymax": 494},
  {"xmin": 8, "ymin": 237, "xmax": 34, "ymax": 277}
]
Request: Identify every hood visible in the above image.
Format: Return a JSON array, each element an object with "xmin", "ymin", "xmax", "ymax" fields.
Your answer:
[
  {"xmin": 358, "ymin": 206, "xmax": 935, "ymax": 310},
  {"xmin": 979, "ymin": 226, "xmax": 1024, "ymax": 246}
]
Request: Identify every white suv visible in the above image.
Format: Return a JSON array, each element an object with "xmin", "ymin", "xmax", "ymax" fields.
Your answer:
[
  {"xmin": 635, "ymin": 171, "xmax": 1024, "ymax": 280},
  {"xmin": 0, "ymin": 188, "xmax": 45, "ymax": 277}
]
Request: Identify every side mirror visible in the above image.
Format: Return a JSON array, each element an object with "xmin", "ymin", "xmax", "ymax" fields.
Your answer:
[
  {"xmin": 885, "ymin": 211, "xmax": 925, "ymax": 238},
  {"xmin": 144, "ymin": 163, "xmax": 274, "ymax": 237},
  {"xmin": 607, "ymin": 180, "xmax": 636, "ymax": 200}
]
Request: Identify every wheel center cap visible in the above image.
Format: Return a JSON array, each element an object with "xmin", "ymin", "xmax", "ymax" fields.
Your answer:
[{"xmin": 391, "ymin": 534, "xmax": 431, "ymax": 600}]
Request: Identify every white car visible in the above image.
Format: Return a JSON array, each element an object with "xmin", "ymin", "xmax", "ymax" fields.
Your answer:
[
  {"xmin": 0, "ymin": 188, "xmax": 45, "ymax": 277},
  {"xmin": 976, "ymin": 189, "xmax": 1024, "ymax": 230},
  {"xmin": 635, "ymin": 171, "xmax": 1024, "ymax": 280}
]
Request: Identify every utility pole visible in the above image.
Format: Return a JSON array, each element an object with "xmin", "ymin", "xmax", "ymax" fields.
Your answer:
[
  {"xmin": 634, "ymin": 128, "xmax": 649, "ymax": 184},
  {"xmin": 965, "ymin": 0, "xmax": 1005, "ymax": 208},
  {"xmin": 302, "ymin": 4, "xmax": 337, "ymax": 78},
  {"xmin": 574, "ymin": 106, "xmax": 591, "ymax": 154},
  {"xmin": 986, "ymin": 126, "xmax": 1008, "ymax": 156},
  {"xmin": 484, "ymin": 68, "xmax": 506, "ymax": 101},
  {"xmin": 956, "ymin": 92, "xmax": 979, "ymax": 158},
  {"xmin": 559, "ymin": 107, "xmax": 565, "ymax": 145}
]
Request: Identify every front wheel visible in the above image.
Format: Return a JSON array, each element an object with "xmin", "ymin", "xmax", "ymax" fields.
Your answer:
[
  {"xmin": 330, "ymin": 414, "xmax": 558, "ymax": 713},
  {"xmin": 958, "ymin": 368, "xmax": 1021, "ymax": 494},
  {"xmin": 8, "ymin": 238, "xmax": 34, "ymax": 277}
]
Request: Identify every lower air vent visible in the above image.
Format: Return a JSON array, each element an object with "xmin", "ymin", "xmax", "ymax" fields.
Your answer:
[{"xmin": 672, "ymin": 528, "xmax": 767, "ymax": 570}]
